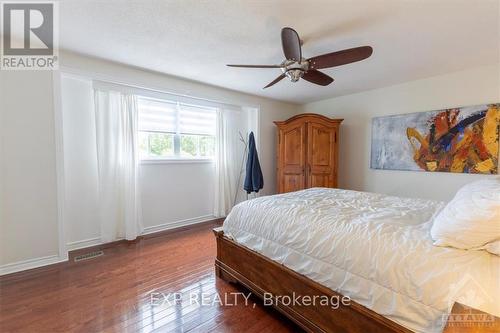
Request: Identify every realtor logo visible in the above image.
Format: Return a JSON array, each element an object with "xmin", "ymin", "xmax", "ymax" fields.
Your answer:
[{"xmin": 1, "ymin": 1, "xmax": 58, "ymax": 70}]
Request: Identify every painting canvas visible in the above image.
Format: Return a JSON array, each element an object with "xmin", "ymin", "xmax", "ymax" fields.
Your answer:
[{"xmin": 371, "ymin": 104, "xmax": 500, "ymax": 174}]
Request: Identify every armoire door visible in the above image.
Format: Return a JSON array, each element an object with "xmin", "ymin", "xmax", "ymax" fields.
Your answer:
[
  {"xmin": 277, "ymin": 122, "xmax": 306, "ymax": 193},
  {"xmin": 306, "ymin": 122, "xmax": 337, "ymax": 188}
]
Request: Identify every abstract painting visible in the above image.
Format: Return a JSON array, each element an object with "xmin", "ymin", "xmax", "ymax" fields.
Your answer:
[{"xmin": 371, "ymin": 104, "xmax": 500, "ymax": 174}]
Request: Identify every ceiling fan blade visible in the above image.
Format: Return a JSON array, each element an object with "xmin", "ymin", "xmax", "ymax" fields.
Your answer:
[
  {"xmin": 308, "ymin": 46, "xmax": 373, "ymax": 70},
  {"xmin": 281, "ymin": 27, "xmax": 302, "ymax": 61},
  {"xmin": 263, "ymin": 74, "xmax": 286, "ymax": 89},
  {"xmin": 227, "ymin": 64, "xmax": 283, "ymax": 68},
  {"xmin": 302, "ymin": 70, "xmax": 334, "ymax": 86}
]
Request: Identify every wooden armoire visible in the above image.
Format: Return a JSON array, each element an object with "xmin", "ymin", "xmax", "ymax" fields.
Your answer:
[{"xmin": 274, "ymin": 114, "xmax": 342, "ymax": 194}]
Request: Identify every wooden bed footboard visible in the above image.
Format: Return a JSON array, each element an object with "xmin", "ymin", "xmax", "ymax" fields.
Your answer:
[
  {"xmin": 213, "ymin": 227, "xmax": 412, "ymax": 333},
  {"xmin": 214, "ymin": 227, "xmax": 500, "ymax": 333}
]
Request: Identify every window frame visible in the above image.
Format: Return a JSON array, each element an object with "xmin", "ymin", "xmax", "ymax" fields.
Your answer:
[{"xmin": 137, "ymin": 96, "xmax": 216, "ymax": 164}]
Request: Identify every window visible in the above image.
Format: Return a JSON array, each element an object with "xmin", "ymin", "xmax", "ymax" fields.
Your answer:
[{"xmin": 138, "ymin": 97, "xmax": 216, "ymax": 160}]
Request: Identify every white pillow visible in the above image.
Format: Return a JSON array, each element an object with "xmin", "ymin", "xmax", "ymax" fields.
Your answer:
[{"xmin": 431, "ymin": 178, "xmax": 500, "ymax": 254}]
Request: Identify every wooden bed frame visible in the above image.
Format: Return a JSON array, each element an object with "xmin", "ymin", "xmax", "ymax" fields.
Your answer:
[
  {"xmin": 213, "ymin": 227, "xmax": 499, "ymax": 333},
  {"xmin": 214, "ymin": 227, "xmax": 411, "ymax": 332}
]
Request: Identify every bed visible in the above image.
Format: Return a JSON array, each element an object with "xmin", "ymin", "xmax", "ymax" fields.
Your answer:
[{"xmin": 215, "ymin": 188, "xmax": 500, "ymax": 332}]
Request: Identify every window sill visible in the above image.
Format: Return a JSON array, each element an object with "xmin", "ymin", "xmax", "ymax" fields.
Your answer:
[{"xmin": 140, "ymin": 158, "xmax": 214, "ymax": 165}]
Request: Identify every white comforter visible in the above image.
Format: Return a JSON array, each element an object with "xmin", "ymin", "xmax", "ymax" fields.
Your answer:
[{"xmin": 223, "ymin": 188, "xmax": 500, "ymax": 333}]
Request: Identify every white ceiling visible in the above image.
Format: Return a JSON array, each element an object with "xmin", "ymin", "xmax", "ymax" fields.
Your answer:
[{"xmin": 59, "ymin": 0, "xmax": 500, "ymax": 104}]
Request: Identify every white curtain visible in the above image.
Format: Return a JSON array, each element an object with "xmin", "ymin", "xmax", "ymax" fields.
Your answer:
[
  {"xmin": 94, "ymin": 90, "xmax": 142, "ymax": 242},
  {"xmin": 213, "ymin": 108, "xmax": 244, "ymax": 217}
]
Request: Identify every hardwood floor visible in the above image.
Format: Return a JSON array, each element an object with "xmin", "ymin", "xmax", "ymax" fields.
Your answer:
[{"xmin": 0, "ymin": 223, "xmax": 300, "ymax": 332}]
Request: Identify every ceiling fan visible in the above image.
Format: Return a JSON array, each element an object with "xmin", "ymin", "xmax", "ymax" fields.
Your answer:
[{"xmin": 227, "ymin": 27, "xmax": 373, "ymax": 89}]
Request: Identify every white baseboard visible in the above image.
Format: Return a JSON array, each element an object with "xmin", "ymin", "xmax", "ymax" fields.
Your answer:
[
  {"xmin": 142, "ymin": 215, "xmax": 217, "ymax": 235},
  {"xmin": 0, "ymin": 254, "xmax": 67, "ymax": 276},
  {"xmin": 66, "ymin": 237, "xmax": 102, "ymax": 251},
  {"xmin": 1, "ymin": 215, "xmax": 217, "ymax": 276},
  {"xmin": 67, "ymin": 215, "xmax": 217, "ymax": 249}
]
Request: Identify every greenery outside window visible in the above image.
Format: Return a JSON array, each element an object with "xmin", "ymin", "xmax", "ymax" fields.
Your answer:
[{"xmin": 138, "ymin": 97, "xmax": 216, "ymax": 160}]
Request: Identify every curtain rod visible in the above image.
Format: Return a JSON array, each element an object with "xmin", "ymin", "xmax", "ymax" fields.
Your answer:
[
  {"xmin": 58, "ymin": 66, "xmax": 259, "ymax": 110},
  {"xmin": 92, "ymin": 79, "xmax": 247, "ymax": 110}
]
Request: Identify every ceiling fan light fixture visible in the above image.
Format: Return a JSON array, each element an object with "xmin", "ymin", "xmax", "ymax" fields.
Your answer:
[
  {"xmin": 285, "ymin": 69, "xmax": 304, "ymax": 82},
  {"xmin": 226, "ymin": 27, "xmax": 372, "ymax": 89}
]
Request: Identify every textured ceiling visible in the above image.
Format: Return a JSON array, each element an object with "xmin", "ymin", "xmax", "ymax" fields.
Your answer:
[{"xmin": 58, "ymin": 0, "xmax": 500, "ymax": 104}]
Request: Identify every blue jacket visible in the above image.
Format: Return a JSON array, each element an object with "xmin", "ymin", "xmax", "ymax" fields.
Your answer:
[{"xmin": 243, "ymin": 132, "xmax": 264, "ymax": 194}]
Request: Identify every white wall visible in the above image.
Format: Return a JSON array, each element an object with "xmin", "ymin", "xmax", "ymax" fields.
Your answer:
[
  {"xmin": 301, "ymin": 64, "xmax": 500, "ymax": 201},
  {"xmin": 5, "ymin": 52, "xmax": 494, "ymax": 273},
  {"xmin": 57, "ymin": 53, "xmax": 298, "ymax": 251},
  {"xmin": 60, "ymin": 74, "xmax": 257, "ymax": 245},
  {"xmin": 60, "ymin": 52, "xmax": 300, "ymax": 197},
  {"xmin": 139, "ymin": 162, "xmax": 216, "ymax": 233},
  {"xmin": 0, "ymin": 71, "xmax": 61, "ymax": 267},
  {"xmin": 140, "ymin": 106, "xmax": 253, "ymax": 234},
  {"xmin": 0, "ymin": 51, "xmax": 299, "ymax": 272},
  {"xmin": 60, "ymin": 75, "xmax": 100, "ymax": 249}
]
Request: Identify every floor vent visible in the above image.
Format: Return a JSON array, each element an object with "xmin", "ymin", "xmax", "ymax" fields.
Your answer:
[{"xmin": 74, "ymin": 250, "xmax": 104, "ymax": 262}]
